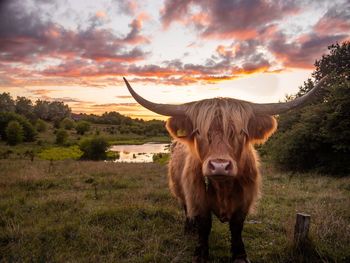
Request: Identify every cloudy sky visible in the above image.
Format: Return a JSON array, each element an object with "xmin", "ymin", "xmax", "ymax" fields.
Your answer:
[{"xmin": 0, "ymin": 0, "xmax": 349, "ymax": 119}]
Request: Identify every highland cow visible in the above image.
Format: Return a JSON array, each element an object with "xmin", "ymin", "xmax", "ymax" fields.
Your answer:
[{"xmin": 123, "ymin": 76, "xmax": 327, "ymax": 263}]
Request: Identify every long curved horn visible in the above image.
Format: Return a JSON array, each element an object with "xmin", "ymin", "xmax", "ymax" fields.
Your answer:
[
  {"xmin": 123, "ymin": 77, "xmax": 186, "ymax": 116},
  {"xmin": 251, "ymin": 76, "xmax": 329, "ymax": 115}
]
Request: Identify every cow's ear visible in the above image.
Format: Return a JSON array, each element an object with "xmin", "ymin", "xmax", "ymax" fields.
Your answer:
[
  {"xmin": 166, "ymin": 116, "xmax": 194, "ymax": 141},
  {"xmin": 247, "ymin": 115, "xmax": 277, "ymax": 144}
]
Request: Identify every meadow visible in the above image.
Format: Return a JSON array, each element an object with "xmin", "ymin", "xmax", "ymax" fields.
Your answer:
[{"xmin": 0, "ymin": 158, "xmax": 349, "ymax": 262}]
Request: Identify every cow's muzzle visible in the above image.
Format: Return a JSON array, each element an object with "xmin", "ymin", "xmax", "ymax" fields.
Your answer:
[{"xmin": 205, "ymin": 158, "xmax": 237, "ymax": 177}]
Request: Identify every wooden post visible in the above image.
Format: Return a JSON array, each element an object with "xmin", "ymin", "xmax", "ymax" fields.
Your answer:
[{"xmin": 294, "ymin": 213, "xmax": 311, "ymax": 245}]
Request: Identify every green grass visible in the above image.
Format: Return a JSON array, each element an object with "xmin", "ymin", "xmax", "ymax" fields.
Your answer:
[
  {"xmin": 0, "ymin": 160, "xmax": 349, "ymax": 262},
  {"xmin": 37, "ymin": 145, "xmax": 83, "ymax": 160}
]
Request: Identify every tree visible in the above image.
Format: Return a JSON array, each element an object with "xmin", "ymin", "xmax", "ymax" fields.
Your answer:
[
  {"xmin": 263, "ymin": 41, "xmax": 350, "ymax": 175},
  {"xmin": 0, "ymin": 93, "xmax": 15, "ymax": 112},
  {"xmin": 56, "ymin": 129, "xmax": 68, "ymax": 145},
  {"xmin": 5, "ymin": 120, "xmax": 24, "ymax": 145},
  {"xmin": 0, "ymin": 112, "xmax": 36, "ymax": 142},
  {"xmin": 15, "ymin": 96, "xmax": 34, "ymax": 120},
  {"xmin": 48, "ymin": 101, "xmax": 71, "ymax": 121},
  {"xmin": 33, "ymin": 100, "xmax": 71, "ymax": 121},
  {"xmin": 36, "ymin": 119, "xmax": 48, "ymax": 132},
  {"xmin": 79, "ymin": 137, "xmax": 109, "ymax": 160},
  {"xmin": 75, "ymin": 121, "xmax": 91, "ymax": 135},
  {"xmin": 34, "ymin": 100, "xmax": 50, "ymax": 120}
]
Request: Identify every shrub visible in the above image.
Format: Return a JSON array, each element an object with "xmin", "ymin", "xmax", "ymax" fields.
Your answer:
[
  {"xmin": 0, "ymin": 112, "xmax": 36, "ymax": 141},
  {"xmin": 60, "ymin": 118, "xmax": 75, "ymax": 130},
  {"xmin": 56, "ymin": 129, "xmax": 68, "ymax": 145},
  {"xmin": 75, "ymin": 121, "xmax": 91, "ymax": 135},
  {"xmin": 5, "ymin": 120, "xmax": 24, "ymax": 145},
  {"xmin": 36, "ymin": 119, "xmax": 47, "ymax": 132},
  {"xmin": 79, "ymin": 137, "xmax": 109, "ymax": 160}
]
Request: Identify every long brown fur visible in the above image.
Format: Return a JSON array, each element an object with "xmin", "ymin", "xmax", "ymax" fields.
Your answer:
[{"xmin": 167, "ymin": 98, "xmax": 276, "ymax": 222}]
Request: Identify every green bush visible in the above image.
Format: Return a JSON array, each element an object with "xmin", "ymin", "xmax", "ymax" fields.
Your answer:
[
  {"xmin": 75, "ymin": 121, "xmax": 91, "ymax": 135},
  {"xmin": 79, "ymin": 137, "xmax": 109, "ymax": 160},
  {"xmin": 60, "ymin": 118, "xmax": 75, "ymax": 130},
  {"xmin": 5, "ymin": 120, "xmax": 24, "ymax": 145},
  {"xmin": 36, "ymin": 119, "xmax": 47, "ymax": 132},
  {"xmin": 0, "ymin": 112, "xmax": 36, "ymax": 141},
  {"xmin": 56, "ymin": 129, "xmax": 68, "ymax": 145}
]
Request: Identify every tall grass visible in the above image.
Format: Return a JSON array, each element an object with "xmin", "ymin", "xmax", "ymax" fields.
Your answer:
[{"xmin": 0, "ymin": 160, "xmax": 349, "ymax": 262}]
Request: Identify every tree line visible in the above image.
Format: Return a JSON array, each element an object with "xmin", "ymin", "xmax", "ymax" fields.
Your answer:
[
  {"xmin": 262, "ymin": 42, "xmax": 349, "ymax": 175},
  {"xmin": 0, "ymin": 94, "xmax": 168, "ymax": 145}
]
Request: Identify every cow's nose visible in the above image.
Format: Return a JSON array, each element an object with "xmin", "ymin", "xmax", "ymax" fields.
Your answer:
[{"xmin": 208, "ymin": 159, "xmax": 233, "ymax": 176}]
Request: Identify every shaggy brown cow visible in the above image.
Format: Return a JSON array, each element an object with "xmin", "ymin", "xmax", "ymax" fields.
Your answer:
[{"xmin": 123, "ymin": 77, "xmax": 327, "ymax": 263}]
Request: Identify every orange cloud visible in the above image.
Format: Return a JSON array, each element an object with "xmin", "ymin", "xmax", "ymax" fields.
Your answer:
[{"xmin": 95, "ymin": 11, "xmax": 107, "ymax": 18}]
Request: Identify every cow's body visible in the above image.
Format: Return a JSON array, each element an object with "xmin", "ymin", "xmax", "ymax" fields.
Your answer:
[
  {"xmin": 164, "ymin": 98, "xmax": 272, "ymax": 262},
  {"xmin": 123, "ymin": 76, "xmax": 328, "ymax": 263}
]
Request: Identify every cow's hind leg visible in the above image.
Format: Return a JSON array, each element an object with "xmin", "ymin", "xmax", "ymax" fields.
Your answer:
[
  {"xmin": 192, "ymin": 213, "xmax": 212, "ymax": 263},
  {"xmin": 229, "ymin": 211, "xmax": 250, "ymax": 263}
]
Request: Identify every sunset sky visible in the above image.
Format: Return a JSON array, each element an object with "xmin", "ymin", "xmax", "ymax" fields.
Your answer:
[{"xmin": 0, "ymin": 0, "xmax": 349, "ymax": 120}]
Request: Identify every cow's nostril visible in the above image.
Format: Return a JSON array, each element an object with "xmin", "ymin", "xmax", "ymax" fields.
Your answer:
[
  {"xmin": 225, "ymin": 161, "xmax": 232, "ymax": 171},
  {"xmin": 208, "ymin": 160, "xmax": 215, "ymax": 171}
]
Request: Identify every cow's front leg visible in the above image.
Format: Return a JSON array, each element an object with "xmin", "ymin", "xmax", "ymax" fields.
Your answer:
[
  {"xmin": 229, "ymin": 211, "xmax": 250, "ymax": 263},
  {"xmin": 192, "ymin": 213, "xmax": 212, "ymax": 263},
  {"xmin": 183, "ymin": 204, "xmax": 196, "ymax": 235}
]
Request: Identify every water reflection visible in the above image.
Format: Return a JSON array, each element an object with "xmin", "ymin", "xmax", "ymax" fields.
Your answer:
[{"xmin": 109, "ymin": 143, "xmax": 170, "ymax": 163}]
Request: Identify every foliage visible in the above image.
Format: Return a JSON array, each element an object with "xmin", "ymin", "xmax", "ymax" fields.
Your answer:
[
  {"xmin": 152, "ymin": 152, "xmax": 170, "ymax": 164},
  {"xmin": 0, "ymin": 112, "xmax": 36, "ymax": 142},
  {"xmin": 106, "ymin": 151, "xmax": 120, "ymax": 160},
  {"xmin": 263, "ymin": 41, "xmax": 350, "ymax": 175},
  {"xmin": 5, "ymin": 120, "xmax": 24, "ymax": 145},
  {"xmin": 38, "ymin": 145, "xmax": 83, "ymax": 160},
  {"xmin": 0, "ymin": 92, "xmax": 15, "ymax": 112},
  {"xmin": 34, "ymin": 100, "xmax": 71, "ymax": 122},
  {"xmin": 79, "ymin": 137, "xmax": 109, "ymax": 160},
  {"xmin": 55, "ymin": 129, "xmax": 69, "ymax": 145},
  {"xmin": 60, "ymin": 117, "xmax": 75, "ymax": 130},
  {"xmin": 73, "ymin": 112, "xmax": 168, "ymax": 137},
  {"xmin": 75, "ymin": 121, "xmax": 91, "ymax": 135},
  {"xmin": 15, "ymin": 96, "xmax": 34, "ymax": 120},
  {"xmin": 36, "ymin": 119, "xmax": 48, "ymax": 132}
]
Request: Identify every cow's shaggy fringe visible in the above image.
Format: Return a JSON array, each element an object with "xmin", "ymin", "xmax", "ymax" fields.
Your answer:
[{"xmin": 185, "ymin": 98, "xmax": 254, "ymax": 138}]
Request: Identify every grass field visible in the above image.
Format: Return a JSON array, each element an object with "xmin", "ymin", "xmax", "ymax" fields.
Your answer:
[{"xmin": 0, "ymin": 159, "xmax": 349, "ymax": 262}]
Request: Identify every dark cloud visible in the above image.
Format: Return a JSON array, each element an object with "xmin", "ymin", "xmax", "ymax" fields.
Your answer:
[
  {"xmin": 0, "ymin": 0, "xmax": 149, "ymax": 64},
  {"xmin": 161, "ymin": 0, "xmax": 192, "ymax": 28},
  {"xmin": 161, "ymin": 0, "xmax": 298, "ymax": 39},
  {"xmin": 269, "ymin": 32, "xmax": 348, "ymax": 68},
  {"xmin": 314, "ymin": 2, "xmax": 350, "ymax": 35},
  {"xmin": 126, "ymin": 42, "xmax": 271, "ymax": 85}
]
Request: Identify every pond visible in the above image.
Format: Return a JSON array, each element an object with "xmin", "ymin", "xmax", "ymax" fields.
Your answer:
[{"xmin": 109, "ymin": 143, "xmax": 170, "ymax": 163}]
